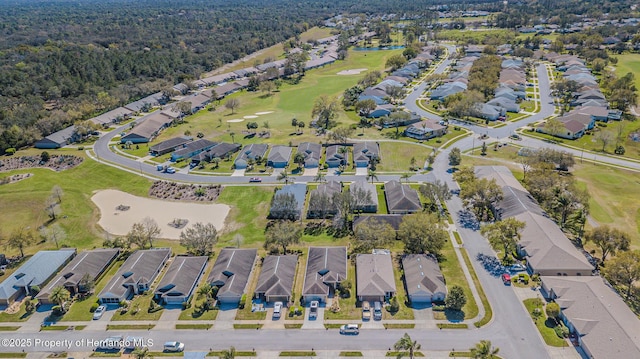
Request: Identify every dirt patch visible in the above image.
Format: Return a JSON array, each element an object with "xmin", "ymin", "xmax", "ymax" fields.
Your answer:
[
  {"xmin": 0, "ymin": 155, "xmax": 82, "ymax": 172},
  {"xmin": 148, "ymin": 181, "xmax": 223, "ymax": 201}
]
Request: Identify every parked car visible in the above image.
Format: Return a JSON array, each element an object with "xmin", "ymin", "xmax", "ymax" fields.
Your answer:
[
  {"xmin": 93, "ymin": 305, "xmax": 107, "ymax": 320},
  {"xmin": 249, "ymin": 177, "xmax": 262, "ymax": 182},
  {"xmin": 509, "ymin": 264, "xmax": 526, "ymax": 273},
  {"xmin": 163, "ymin": 341, "xmax": 185, "ymax": 352},
  {"xmin": 339, "ymin": 324, "xmax": 359, "ymax": 335},
  {"xmin": 501, "ymin": 273, "xmax": 512, "ymax": 285},
  {"xmin": 373, "ymin": 301, "xmax": 382, "ymax": 321},
  {"xmin": 309, "ymin": 300, "xmax": 319, "ymax": 320},
  {"xmin": 165, "ymin": 167, "xmax": 176, "ymax": 174},
  {"xmin": 273, "ymin": 301, "xmax": 283, "ymax": 319},
  {"xmin": 361, "ymin": 301, "xmax": 371, "ymax": 321},
  {"xmin": 156, "ymin": 165, "xmax": 164, "ymax": 171}
]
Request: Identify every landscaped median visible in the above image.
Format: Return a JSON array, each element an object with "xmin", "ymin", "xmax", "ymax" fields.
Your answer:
[
  {"xmin": 523, "ymin": 298, "xmax": 569, "ymax": 347},
  {"xmin": 207, "ymin": 350, "xmax": 256, "ymax": 357}
]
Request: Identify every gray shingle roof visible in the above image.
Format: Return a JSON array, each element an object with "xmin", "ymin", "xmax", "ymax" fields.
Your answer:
[
  {"xmin": 303, "ymin": 247, "xmax": 347, "ymax": 297},
  {"xmin": 267, "ymin": 145, "xmax": 293, "ymax": 164},
  {"xmin": 37, "ymin": 249, "xmax": 119, "ymax": 301},
  {"xmin": 99, "ymin": 248, "xmax": 171, "ymax": 300},
  {"xmin": 235, "ymin": 144, "xmax": 269, "ymax": 166},
  {"xmin": 353, "ymin": 215, "xmax": 404, "ymax": 231},
  {"xmin": 150, "ymin": 136, "xmax": 193, "ymax": 153},
  {"xmin": 402, "ymin": 254, "xmax": 446, "ymax": 299},
  {"xmin": 254, "ymin": 255, "xmax": 298, "ymax": 299},
  {"xmin": 37, "ymin": 126, "xmax": 76, "ymax": 147},
  {"xmin": 541, "ymin": 276, "xmax": 640, "ymax": 359},
  {"xmin": 125, "ymin": 112, "xmax": 174, "ymax": 140},
  {"xmin": 475, "ymin": 166, "xmax": 593, "ymax": 274},
  {"xmin": 155, "ymin": 256, "xmax": 208, "ymax": 300},
  {"xmin": 0, "ymin": 249, "xmax": 76, "ymax": 302},
  {"xmin": 90, "ymin": 107, "xmax": 133, "ymax": 126},
  {"xmin": 172, "ymin": 139, "xmax": 216, "ymax": 158},
  {"xmin": 384, "ymin": 180, "xmax": 421, "ymax": 213},
  {"xmin": 207, "ymin": 248, "xmax": 257, "ymax": 298},
  {"xmin": 297, "ymin": 142, "xmax": 322, "ymax": 167},
  {"xmin": 356, "ymin": 252, "xmax": 396, "ymax": 298},
  {"xmin": 349, "ymin": 180, "xmax": 378, "ymax": 209}
]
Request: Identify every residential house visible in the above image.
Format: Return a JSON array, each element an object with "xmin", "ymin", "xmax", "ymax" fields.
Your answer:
[
  {"xmin": 35, "ymin": 126, "xmax": 79, "ymax": 149},
  {"xmin": 172, "ymin": 83, "xmax": 190, "ymax": 95},
  {"xmin": 270, "ymin": 184, "xmax": 307, "ymax": 220},
  {"xmin": 302, "ymin": 247, "xmax": 347, "ymax": 303},
  {"xmin": 120, "ymin": 112, "xmax": 175, "ymax": 144},
  {"xmin": 476, "ymin": 103, "xmax": 506, "ymax": 121},
  {"xmin": 191, "ymin": 142, "xmax": 241, "ymax": 164},
  {"xmin": 541, "ymin": 119, "xmax": 586, "ymax": 140},
  {"xmin": 254, "ymin": 255, "xmax": 298, "ymax": 303},
  {"xmin": 475, "ymin": 166, "xmax": 593, "ymax": 276},
  {"xmin": 171, "ymin": 139, "xmax": 217, "ymax": 162},
  {"xmin": 266, "ymin": 146, "xmax": 293, "ymax": 168},
  {"xmin": 325, "ymin": 145, "xmax": 348, "ymax": 168},
  {"xmin": 124, "ymin": 92, "xmax": 164, "ymax": 113},
  {"xmin": 487, "ymin": 98, "xmax": 519, "ymax": 113},
  {"xmin": 207, "ymin": 248, "xmax": 257, "ymax": 306},
  {"xmin": 368, "ymin": 104, "xmax": 394, "ymax": 118},
  {"xmin": 352, "ymin": 214, "xmax": 404, "ymax": 233},
  {"xmin": 384, "ymin": 180, "xmax": 421, "ymax": 214},
  {"xmin": 350, "ymin": 180, "xmax": 378, "ymax": 213},
  {"xmin": 402, "ymin": 254, "xmax": 446, "ymax": 304},
  {"xmin": 352, "ymin": 142, "xmax": 379, "ymax": 168},
  {"xmin": 0, "ymin": 249, "xmax": 76, "ymax": 306},
  {"xmin": 540, "ymin": 276, "xmax": 640, "ymax": 359},
  {"xmin": 149, "ymin": 136, "xmax": 193, "ymax": 156},
  {"xmin": 296, "ymin": 142, "xmax": 322, "ymax": 168},
  {"xmin": 154, "ymin": 256, "xmax": 208, "ymax": 304},
  {"xmin": 98, "ymin": 248, "xmax": 171, "ymax": 304},
  {"xmin": 356, "ymin": 250, "xmax": 396, "ymax": 303},
  {"xmin": 405, "ymin": 119, "xmax": 446, "ymax": 140},
  {"xmin": 179, "ymin": 93, "xmax": 211, "ymax": 113},
  {"xmin": 307, "ymin": 181, "xmax": 342, "ymax": 219},
  {"xmin": 234, "ymin": 144, "xmax": 269, "ymax": 169},
  {"xmin": 90, "ymin": 107, "xmax": 133, "ymax": 127},
  {"xmin": 571, "ymin": 106, "xmax": 609, "ymax": 122},
  {"xmin": 208, "ymin": 82, "xmax": 244, "ymax": 99},
  {"xmin": 37, "ymin": 249, "xmax": 119, "ymax": 304}
]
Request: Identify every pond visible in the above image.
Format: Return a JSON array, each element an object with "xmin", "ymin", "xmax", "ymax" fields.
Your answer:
[{"xmin": 352, "ymin": 45, "xmax": 405, "ymax": 51}]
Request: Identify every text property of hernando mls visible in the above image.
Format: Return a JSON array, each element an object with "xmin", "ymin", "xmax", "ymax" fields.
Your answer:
[{"xmin": 0, "ymin": 337, "xmax": 153, "ymax": 350}]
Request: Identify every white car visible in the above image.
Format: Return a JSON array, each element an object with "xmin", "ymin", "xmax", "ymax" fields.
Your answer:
[
  {"xmin": 163, "ymin": 341, "xmax": 185, "ymax": 352},
  {"xmin": 93, "ymin": 305, "xmax": 107, "ymax": 320},
  {"xmin": 273, "ymin": 301, "xmax": 283, "ymax": 319},
  {"xmin": 339, "ymin": 324, "xmax": 359, "ymax": 335},
  {"xmin": 309, "ymin": 300, "xmax": 319, "ymax": 320}
]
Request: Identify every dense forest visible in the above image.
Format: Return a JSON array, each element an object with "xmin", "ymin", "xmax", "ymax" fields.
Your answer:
[{"xmin": 0, "ymin": 0, "xmax": 496, "ymax": 153}]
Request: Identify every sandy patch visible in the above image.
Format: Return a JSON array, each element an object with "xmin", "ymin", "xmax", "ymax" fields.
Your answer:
[
  {"xmin": 255, "ymin": 111, "xmax": 274, "ymax": 115},
  {"xmin": 227, "ymin": 119, "xmax": 244, "ymax": 123},
  {"xmin": 243, "ymin": 115, "xmax": 258, "ymax": 119},
  {"xmin": 92, "ymin": 189, "xmax": 230, "ymax": 240},
  {"xmin": 337, "ymin": 68, "xmax": 367, "ymax": 75}
]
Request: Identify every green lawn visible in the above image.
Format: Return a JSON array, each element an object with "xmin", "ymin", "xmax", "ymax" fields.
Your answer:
[
  {"xmin": 324, "ymin": 263, "xmax": 359, "ymax": 320},
  {"xmin": 435, "ymin": 29, "xmax": 516, "ymax": 43},
  {"xmin": 439, "ymin": 238, "xmax": 479, "ymax": 320},
  {"xmin": 377, "ymin": 142, "xmax": 429, "ymax": 172},
  {"xmin": 0, "ymin": 148, "xmax": 151, "ymax": 255},
  {"xmin": 523, "ymin": 298, "xmax": 568, "ymax": 347},
  {"xmin": 382, "ymin": 256, "xmax": 414, "ymax": 320},
  {"xmin": 376, "ymin": 184, "xmax": 389, "ymax": 214},
  {"xmin": 111, "ymin": 292, "xmax": 163, "ymax": 321},
  {"xmin": 0, "ymin": 299, "xmax": 37, "ymax": 322},
  {"xmin": 614, "ymin": 53, "xmax": 640, "ymax": 102},
  {"xmin": 215, "ymin": 186, "xmax": 274, "ymax": 246}
]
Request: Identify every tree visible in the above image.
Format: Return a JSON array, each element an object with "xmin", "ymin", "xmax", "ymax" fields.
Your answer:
[
  {"xmin": 277, "ymin": 170, "xmax": 290, "ymax": 185},
  {"xmin": 258, "ymin": 81, "xmax": 275, "ymax": 95},
  {"xmin": 180, "ymin": 222, "xmax": 218, "ymax": 256},
  {"xmin": 480, "ymin": 218, "xmax": 526, "ymax": 261},
  {"xmin": 604, "ymin": 250, "xmax": 640, "ymax": 299},
  {"xmin": 225, "ymin": 98, "xmax": 240, "ymax": 114},
  {"xmin": 480, "ymin": 142, "xmax": 487, "ymax": 156},
  {"xmin": 358, "ymin": 71, "xmax": 381, "ymax": 88},
  {"xmin": 127, "ymin": 222, "xmax": 147, "ymax": 249},
  {"xmin": 459, "ymin": 177, "xmax": 503, "ymax": 222},
  {"xmin": 41, "ymin": 151, "xmax": 50, "ymax": 163},
  {"xmin": 355, "ymin": 99, "xmax": 377, "ymax": 117},
  {"xmin": 6, "ymin": 228, "xmax": 33, "ymax": 257},
  {"xmin": 353, "ymin": 219, "xmax": 396, "ymax": 253},
  {"xmin": 342, "ymin": 86, "xmax": 364, "ymax": 109},
  {"xmin": 545, "ymin": 302, "xmax": 560, "ymax": 320},
  {"xmin": 586, "ymin": 226, "xmax": 630, "ymax": 263},
  {"xmin": 141, "ymin": 217, "xmax": 161, "ymax": 248},
  {"xmin": 40, "ymin": 223, "xmax": 66, "ymax": 249},
  {"xmin": 445, "ymin": 285, "xmax": 467, "ymax": 311},
  {"xmin": 52, "ymin": 185, "xmax": 64, "ymax": 203},
  {"xmin": 175, "ymin": 101, "xmax": 192, "ymax": 117},
  {"xmin": 264, "ymin": 220, "xmax": 302, "ymax": 253},
  {"xmin": 297, "ymin": 121, "xmax": 305, "ymax": 134},
  {"xmin": 366, "ymin": 169, "xmax": 378, "ymax": 184},
  {"xmin": 229, "ymin": 131, "xmax": 236, "ymax": 143},
  {"xmin": 221, "ymin": 346, "xmax": 236, "ymax": 359},
  {"xmin": 329, "ymin": 127, "xmax": 354, "ymax": 144},
  {"xmin": 45, "ymin": 194, "xmax": 61, "ymax": 220},
  {"xmin": 399, "ymin": 213, "xmax": 448, "ymax": 257},
  {"xmin": 79, "ymin": 273, "xmax": 95, "ymax": 294},
  {"xmin": 393, "ymin": 333, "xmax": 421, "ymax": 359},
  {"xmin": 470, "ymin": 340, "xmax": 500, "ymax": 359},
  {"xmin": 311, "ymin": 95, "xmax": 339, "ymax": 128},
  {"xmin": 595, "ymin": 130, "xmax": 614, "ymax": 152},
  {"xmin": 544, "ymin": 118, "xmax": 565, "ymax": 138},
  {"xmin": 308, "ymin": 192, "xmax": 335, "ymax": 219},
  {"xmin": 386, "ymin": 54, "xmax": 407, "ymax": 71},
  {"xmin": 132, "ymin": 347, "xmax": 152, "ymax": 359},
  {"xmin": 419, "ymin": 180, "xmax": 451, "ymax": 212},
  {"xmin": 48, "ymin": 286, "xmax": 71, "ymax": 312},
  {"xmin": 448, "ymin": 147, "xmax": 461, "ymax": 167},
  {"xmin": 270, "ymin": 192, "xmax": 299, "ymax": 220},
  {"xmin": 293, "ymin": 152, "xmax": 306, "ymax": 170}
]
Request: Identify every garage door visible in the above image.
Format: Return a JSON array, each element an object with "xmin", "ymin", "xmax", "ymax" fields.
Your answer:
[{"xmin": 410, "ymin": 294, "xmax": 432, "ymax": 304}]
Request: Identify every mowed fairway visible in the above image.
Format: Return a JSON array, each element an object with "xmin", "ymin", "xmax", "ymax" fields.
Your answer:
[
  {"xmin": 614, "ymin": 54, "xmax": 640, "ymax": 101},
  {"xmin": 156, "ymin": 48, "xmax": 403, "ymax": 148}
]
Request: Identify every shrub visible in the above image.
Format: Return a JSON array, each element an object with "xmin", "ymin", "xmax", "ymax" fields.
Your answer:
[
  {"xmin": 239, "ymin": 294, "xmax": 247, "ymax": 309},
  {"xmin": 25, "ymin": 300, "xmax": 35, "ymax": 313},
  {"xmin": 5, "ymin": 148, "xmax": 16, "ymax": 155},
  {"xmin": 553, "ymin": 323, "xmax": 569, "ymax": 338},
  {"xmin": 90, "ymin": 303, "xmax": 99, "ymax": 313},
  {"xmin": 389, "ymin": 297, "xmax": 399, "ymax": 313},
  {"xmin": 432, "ymin": 305, "xmax": 446, "ymax": 311},
  {"xmin": 52, "ymin": 305, "xmax": 64, "ymax": 316},
  {"xmin": 182, "ymin": 301, "xmax": 191, "ymax": 310},
  {"xmin": 78, "ymin": 146, "xmax": 84, "ymax": 151},
  {"xmin": 615, "ymin": 145, "xmax": 625, "ymax": 155},
  {"xmin": 30, "ymin": 285, "xmax": 41, "ymax": 297}
]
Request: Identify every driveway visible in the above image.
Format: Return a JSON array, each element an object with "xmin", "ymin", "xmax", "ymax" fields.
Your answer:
[
  {"xmin": 355, "ymin": 167, "xmax": 368, "ymax": 176},
  {"xmin": 302, "ymin": 167, "xmax": 318, "ymax": 177},
  {"xmin": 215, "ymin": 305, "xmax": 238, "ymax": 330},
  {"xmin": 232, "ymin": 169, "xmax": 245, "ymax": 177}
]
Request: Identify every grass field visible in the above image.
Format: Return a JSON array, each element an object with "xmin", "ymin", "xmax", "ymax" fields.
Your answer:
[
  {"xmin": 614, "ymin": 54, "xmax": 640, "ymax": 102},
  {"xmin": 435, "ymin": 29, "xmax": 516, "ymax": 43},
  {"xmin": 523, "ymin": 298, "xmax": 568, "ymax": 347}
]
